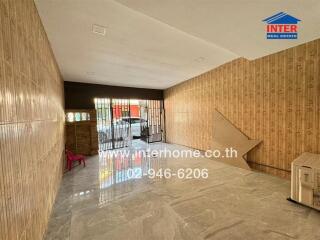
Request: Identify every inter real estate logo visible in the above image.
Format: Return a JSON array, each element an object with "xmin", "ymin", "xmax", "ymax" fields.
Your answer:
[{"xmin": 263, "ymin": 12, "xmax": 301, "ymax": 39}]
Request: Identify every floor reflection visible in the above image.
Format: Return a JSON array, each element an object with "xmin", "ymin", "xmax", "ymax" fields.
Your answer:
[
  {"xmin": 98, "ymin": 140, "xmax": 165, "ymax": 206},
  {"xmin": 45, "ymin": 141, "xmax": 320, "ymax": 240}
]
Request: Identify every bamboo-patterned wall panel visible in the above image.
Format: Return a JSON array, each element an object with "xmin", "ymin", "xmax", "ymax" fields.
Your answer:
[
  {"xmin": 65, "ymin": 109, "xmax": 98, "ymax": 156},
  {"xmin": 0, "ymin": 1, "xmax": 65, "ymax": 239},
  {"xmin": 164, "ymin": 39, "xmax": 320, "ymax": 178}
]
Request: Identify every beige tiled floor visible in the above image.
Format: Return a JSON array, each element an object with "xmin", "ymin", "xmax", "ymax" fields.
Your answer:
[{"xmin": 45, "ymin": 141, "xmax": 320, "ymax": 240}]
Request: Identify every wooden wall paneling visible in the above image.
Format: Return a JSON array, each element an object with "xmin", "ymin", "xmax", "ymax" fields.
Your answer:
[
  {"xmin": 242, "ymin": 59, "xmax": 249, "ymax": 136},
  {"xmin": 0, "ymin": 125, "xmax": 8, "ymax": 238},
  {"xmin": 295, "ymin": 44, "xmax": 305, "ymax": 157},
  {"xmin": 0, "ymin": 0, "xmax": 65, "ymax": 239},
  {"xmin": 238, "ymin": 58, "xmax": 245, "ymax": 131},
  {"xmin": 285, "ymin": 47, "xmax": 294, "ymax": 170},
  {"xmin": 317, "ymin": 40, "xmax": 320, "ymax": 154},
  {"xmin": 66, "ymin": 124, "xmax": 76, "ymax": 153},
  {"xmin": 0, "ymin": 136, "xmax": 8, "ymax": 238},
  {"xmin": 249, "ymin": 60, "xmax": 255, "ymax": 163},
  {"xmin": 248, "ymin": 162, "xmax": 291, "ymax": 180},
  {"xmin": 164, "ymin": 39, "xmax": 320, "ymax": 177},
  {"xmin": 269, "ymin": 53, "xmax": 276, "ymax": 168},
  {"xmin": 305, "ymin": 41, "xmax": 318, "ymax": 154},
  {"xmin": 277, "ymin": 50, "xmax": 286, "ymax": 171},
  {"xmin": 76, "ymin": 123, "xmax": 91, "ymax": 155},
  {"xmin": 65, "ymin": 109, "xmax": 98, "ymax": 156},
  {"xmin": 261, "ymin": 55, "xmax": 270, "ymax": 169},
  {"xmin": 231, "ymin": 60, "xmax": 239, "ymax": 126},
  {"xmin": 247, "ymin": 58, "xmax": 255, "ymax": 139},
  {"xmin": 221, "ymin": 64, "xmax": 227, "ymax": 117},
  {"xmin": 90, "ymin": 122, "xmax": 98, "ymax": 154},
  {"xmin": 0, "ymin": 60, "xmax": 4, "ymax": 123}
]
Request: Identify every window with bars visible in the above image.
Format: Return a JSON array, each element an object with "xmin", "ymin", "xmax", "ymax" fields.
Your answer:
[{"xmin": 66, "ymin": 112, "xmax": 90, "ymax": 122}]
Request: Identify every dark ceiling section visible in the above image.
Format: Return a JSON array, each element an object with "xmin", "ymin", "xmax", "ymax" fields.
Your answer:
[{"xmin": 64, "ymin": 81, "xmax": 163, "ymax": 109}]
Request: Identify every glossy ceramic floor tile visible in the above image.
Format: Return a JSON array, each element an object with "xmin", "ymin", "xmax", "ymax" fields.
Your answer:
[{"xmin": 44, "ymin": 141, "xmax": 320, "ymax": 240}]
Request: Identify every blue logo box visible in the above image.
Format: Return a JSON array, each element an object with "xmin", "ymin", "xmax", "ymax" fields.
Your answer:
[
  {"xmin": 263, "ymin": 12, "xmax": 300, "ymax": 40},
  {"xmin": 267, "ymin": 33, "xmax": 298, "ymax": 39}
]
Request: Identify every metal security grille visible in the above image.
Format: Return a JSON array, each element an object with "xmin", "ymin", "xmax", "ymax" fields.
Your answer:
[
  {"xmin": 95, "ymin": 98, "xmax": 163, "ymax": 149},
  {"xmin": 140, "ymin": 100, "xmax": 163, "ymax": 143},
  {"xmin": 147, "ymin": 100, "xmax": 162, "ymax": 142},
  {"xmin": 95, "ymin": 98, "xmax": 131, "ymax": 150},
  {"xmin": 95, "ymin": 98, "xmax": 113, "ymax": 150},
  {"xmin": 111, "ymin": 99, "xmax": 130, "ymax": 149}
]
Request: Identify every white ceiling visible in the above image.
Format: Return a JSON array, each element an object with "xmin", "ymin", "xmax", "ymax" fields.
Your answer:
[{"xmin": 35, "ymin": 0, "xmax": 320, "ymax": 89}]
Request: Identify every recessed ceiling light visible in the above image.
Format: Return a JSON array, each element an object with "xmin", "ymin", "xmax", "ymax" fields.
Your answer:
[{"xmin": 92, "ymin": 24, "xmax": 106, "ymax": 36}]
